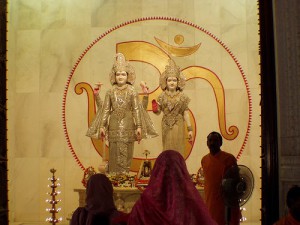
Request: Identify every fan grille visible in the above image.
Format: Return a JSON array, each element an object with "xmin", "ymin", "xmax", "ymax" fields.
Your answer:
[{"xmin": 222, "ymin": 165, "xmax": 254, "ymax": 207}]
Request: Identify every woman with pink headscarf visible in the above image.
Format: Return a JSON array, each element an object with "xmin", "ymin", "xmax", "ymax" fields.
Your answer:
[{"xmin": 127, "ymin": 150, "xmax": 217, "ymax": 225}]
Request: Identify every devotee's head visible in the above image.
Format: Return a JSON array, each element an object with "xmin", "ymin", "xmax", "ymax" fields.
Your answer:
[
  {"xmin": 127, "ymin": 149, "xmax": 218, "ymax": 225},
  {"xmin": 151, "ymin": 150, "xmax": 189, "ymax": 183},
  {"xmin": 207, "ymin": 131, "xmax": 222, "ymax": 155},
  {"xmin": 85, "ymin": 173, "xmax": 115, "ymax": 214},
  {"xmin": 154, "ymin": 149, "xmax": 185, "ymax": 168},
  {"xmin": 286, "ymin": 185, "xmax": 300, "ymax": 221}
]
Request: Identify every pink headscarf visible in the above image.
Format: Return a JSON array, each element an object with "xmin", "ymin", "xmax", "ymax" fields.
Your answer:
[{"xmin": 127, "ymin": 150, "xmax": 217, "ymax": 225}]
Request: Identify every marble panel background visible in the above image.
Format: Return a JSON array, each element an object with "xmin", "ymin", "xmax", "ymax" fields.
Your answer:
[
  {"xmin": 273, "ymin": 0, "xmax": 300, "ymax": 218},
  {"xmin": 7, "ymin": 0, "xmax": 261, "ymax": 224}
]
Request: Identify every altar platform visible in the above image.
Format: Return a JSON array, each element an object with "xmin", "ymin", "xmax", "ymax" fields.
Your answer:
[{"xmin": 74, "ymin": 186, "xmax": 204, "ymax": 212}]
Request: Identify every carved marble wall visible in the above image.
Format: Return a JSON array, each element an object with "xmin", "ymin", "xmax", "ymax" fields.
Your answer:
[{"xmin": 273, "ymin": 0, "xmax": 300, "ymax": 218}]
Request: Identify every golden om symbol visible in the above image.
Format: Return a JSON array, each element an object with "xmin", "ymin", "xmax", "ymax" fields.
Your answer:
[{"xmin": 117, "ymin": 40, "xmax": 239, "ymax": 141}]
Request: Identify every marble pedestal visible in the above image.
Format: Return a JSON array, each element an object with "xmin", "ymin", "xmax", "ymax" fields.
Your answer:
[{"xmin": 74, "ymin": 187, "xmax": 204, "ymax": 212}]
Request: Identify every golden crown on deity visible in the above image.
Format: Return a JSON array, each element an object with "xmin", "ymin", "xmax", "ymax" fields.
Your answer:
[
  {"xmin": 110, "ymin": 53, "xmax": 136, "ymax": 85},
  {"xmin": 160, "ymin": 59, "xmax": 186, "ymax": 90}
]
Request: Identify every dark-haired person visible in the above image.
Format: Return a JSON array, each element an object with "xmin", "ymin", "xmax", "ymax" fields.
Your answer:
[
  {"xmin": 273, "ymin": 185, "xmax": 300, "ymax": 225},
  {"xmin": 201, "ymin": 131, "xmax": 241, "ymax": 225},
  {"xmin": 70, "ymin": 173, "xmax": 127, "ymax": 225}
]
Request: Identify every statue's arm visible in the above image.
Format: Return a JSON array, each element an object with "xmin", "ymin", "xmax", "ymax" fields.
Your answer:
[{"xmin": 100, "ymin": 91, "xmax": 111, "ymax": 129}]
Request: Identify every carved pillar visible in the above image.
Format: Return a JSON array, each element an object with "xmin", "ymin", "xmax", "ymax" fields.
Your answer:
[
  {"xmin": 0, "ymin": 1, "xmax": 8, "ymax": 225},
  {"xmin": 259, "ymin": 1, "xmax": 279, "ymax": 225}
]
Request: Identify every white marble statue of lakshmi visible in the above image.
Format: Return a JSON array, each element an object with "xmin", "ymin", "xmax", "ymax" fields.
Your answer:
[
  {"xmin": 86, "ymin": 53, "xmax": 158, "ymax": 174},
  {"xmin": 152, "ymin": 59, "xmax": 193, "ymax": 156}
]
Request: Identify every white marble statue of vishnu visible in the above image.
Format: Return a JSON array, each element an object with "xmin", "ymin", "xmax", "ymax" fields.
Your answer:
[{"xmin": 86, "ymin": 53, "xmax": 158, "ymax": 174}]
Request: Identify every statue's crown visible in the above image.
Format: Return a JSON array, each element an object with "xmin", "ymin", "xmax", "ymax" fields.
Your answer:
[{"xmin": 164, "ymin": 59, "xmax": 181, "ymax": 78}]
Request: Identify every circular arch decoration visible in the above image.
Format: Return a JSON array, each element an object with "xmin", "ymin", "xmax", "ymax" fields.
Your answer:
[{"xmin": 62, "ymin": 16, "xmax": 252, "ymax": 171}]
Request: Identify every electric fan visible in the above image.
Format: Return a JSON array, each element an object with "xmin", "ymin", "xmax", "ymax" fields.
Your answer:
[{"xmin": 221, "ymin": 165, "xmax": 254, "ymax": 224}]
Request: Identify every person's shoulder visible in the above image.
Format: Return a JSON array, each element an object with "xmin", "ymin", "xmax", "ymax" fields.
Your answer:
[
  {"xmin": 159, "ymin": 91, "xmax": 166, "ymax": 97},
  {"xmin": 180, "ymin": 91, "xmax": 189, "ymax": 97},
  {"xmin": 72, "ymin": 206, "xmax": 86, "ymax": 215},
  {"xmin": 201, "ymin": 153, "xmax": 210, "ymax": 163},
  {"xmin": 220, "ymin": 151, "xmax": 236, "ymax": 162},
  {"xmin": 127, "ymin": 84, "xmax": 135, "ymax": 90},
  {"xmin": 111, "ymin": 211, "xmax": 129, "ymax": 225},
  {"xmin": 157, "ymin": 92, "xmax": 165, "ymax": 101},
  {"xmin": 70, "ymin": 207, "xmax": 87, "ymax": 225},
  {"xmin": 273, "ymin": 215, "xmax": 289, "ymax": 225},
  {"xmin": 221, "ymin": 150, "xmax": 235, "ymax": 158},
  {"xmin": 105, "ymin": 88, "xmax": 113, "ymax": 94},
  {"xmin": 127, "ymin": 84, "xmax": 138, "ymax": 94},
  {"xmin": 202, "ymin": 153, "xmax": 210, "ymax": 159},
  {"xmin": 179, "ymin": 92, "xmax": 191, "ymax": 104}
]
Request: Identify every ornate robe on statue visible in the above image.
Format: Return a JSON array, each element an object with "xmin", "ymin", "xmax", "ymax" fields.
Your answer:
[
  {"xmin": 156, "ymin": 90, "xmax": 190, "ymax": 156},
  {"xmin": 201, "ymin": 151, "xmax": 241, "ymax": 225},
  {"xmin": 86, "ymin": 84, "xmax": 157, "ymax": 173}
]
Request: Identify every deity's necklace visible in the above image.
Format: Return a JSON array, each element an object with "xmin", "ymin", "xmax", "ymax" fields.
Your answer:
[
  {"xmin": 165, "ymin": 90, "xmax": 180, "ymax": 111},
  {"xmin": 114, "ymin": 85, "xmax": 128, "ymax": 121},
  {"xmin": 165, "ymin": 90, "xmax": 180, "ymax": 98},
  {"xmin": 115, "ymin": 85, "xmax": 128, "ymax": 108}
]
